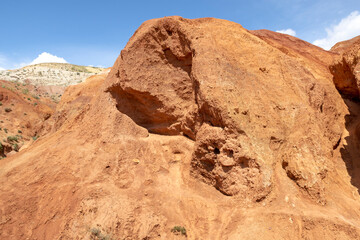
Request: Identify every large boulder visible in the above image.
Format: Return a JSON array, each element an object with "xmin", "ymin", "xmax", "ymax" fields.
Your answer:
[{"xmin": 106, "ymin": 17, "xmax": 345, "ymax": 201}]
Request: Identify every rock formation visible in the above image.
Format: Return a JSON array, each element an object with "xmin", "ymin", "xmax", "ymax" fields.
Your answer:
[
  {"xmin": 329, "ymin": 35, "xmax": 360, "ymax": 98},
  {"xmin": 0, "ymin": 17, "xmax": 360, "ymax": 239}
]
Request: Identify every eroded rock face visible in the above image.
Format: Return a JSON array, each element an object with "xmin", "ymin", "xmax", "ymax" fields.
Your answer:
[
  {"xmin": 105, "ymin": 17, "xmax": 345, "ymax": 201},
  {"xmin": 330, "ymin": 36, "xmax": 360, "ymax": 98},
  {"xmin": 106, "ymin": 18, "xmax": 198, "ymax": 138},
  {"xmin": 191, "ymin": 124, "xmax": 270, "ymax": 199}
]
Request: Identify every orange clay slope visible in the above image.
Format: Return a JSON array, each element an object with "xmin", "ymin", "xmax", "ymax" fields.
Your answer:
[{"xmin": 1, "ymin": 17, "xmax": 360, "ymax": 240}]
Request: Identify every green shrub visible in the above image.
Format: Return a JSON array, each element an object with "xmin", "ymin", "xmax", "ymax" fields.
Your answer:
[
  {"xmin": 18, "ymin": 130, "xmax": 22, "ymax": 133},
  {"xmin": 7, "ymin": 136, "xmax": 18, "ymax": 142},
  {"xmin": 0, "ymin": 101, "xmax": 2, "ymax": 106},
  {"xmin": 22, "ymin": 89, "xmax": 29, "ymax": 94},
  {"xmin": 171, "ymin": 226, "xmax": 187, "ymax": 236},
  {"xmin": 32, "ymin": 136, "xmax": 39, "ymax": 141},
  {"xmin": 12, "ymin": 143, "xmax": 19, "ymax": 152}
]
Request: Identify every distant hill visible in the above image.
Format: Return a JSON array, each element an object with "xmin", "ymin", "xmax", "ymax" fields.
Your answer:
[{"xmin": 0, "ymin": 63, "xmax": 105, "ymax": 86}]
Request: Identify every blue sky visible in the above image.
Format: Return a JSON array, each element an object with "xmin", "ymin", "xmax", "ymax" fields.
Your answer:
[{"xmin": 0, "ymin": 0, "xmax": 359, "ymax": 69}]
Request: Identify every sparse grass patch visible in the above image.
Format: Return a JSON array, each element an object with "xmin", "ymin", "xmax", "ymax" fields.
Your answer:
[
  {"xmin": 7, "ymin": 136, "xmax": 18, "ymax": 142},
  {"xmin": 32, "ymin": 94, "xmax": 40, "ymax": 100},
  {"xmin": 12, "ymin": 143, "xmax": 19, "ymax": 152},
  {"xmin": 171, "ymin": 226, "xmax": 187, "ymax": 236},
  {"xmin": 89, "ymin": 227, "xmax": 113, "ymax": 240}
]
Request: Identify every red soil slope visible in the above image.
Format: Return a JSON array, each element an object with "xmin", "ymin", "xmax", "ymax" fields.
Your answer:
[{"xmin": 0, "ymin": 17, "xmax": 360, "ymax": 240}]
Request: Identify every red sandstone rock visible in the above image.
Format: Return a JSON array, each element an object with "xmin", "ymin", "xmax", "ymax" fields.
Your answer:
[{"xmin": 330, "ymin": 35, "xmax": 360, "ymax": 97}]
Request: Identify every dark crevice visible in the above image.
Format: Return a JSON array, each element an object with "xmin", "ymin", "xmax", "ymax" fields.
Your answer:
[
  {"xmin": 339, "ymin": 99, "xmax": 360, "ymax": 194},
  {"xmin": 214, "ymin": 147, "xmax": 220, "ymax": 155},
  {"xmin": 329, "ymin": 57, "xmax": 360, "ymax": 193},
  {"xmin": 329, "ymin": 58, "xmax": 359, "ymax": 98},
  {"xmin": 107, "ymin": 86, "xmax": 177, "ymax": 134},
  {"xmin": 333, "ymin": 135, "xmax": 342, "ymax": 150}
]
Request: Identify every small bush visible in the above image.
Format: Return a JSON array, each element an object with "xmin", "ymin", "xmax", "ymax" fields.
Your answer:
[
  {"xmin": 5, "ymin": 108, "xmax": 12, "ymax": 112},
  {"xmin": 7, "ymin": 136, "xmax": 18, "ymax": 142},
  {"xmin": 171, "ymin": 226, "xmax": 187, "ymax": 236},
  {"xmin": 18, "ymin": 130, "xmax": 22, "ymax": 134},
  {"xmin": 12, "ymin": 143, "xmax": 19, "ymax": 152},
  {"xmin": 22, "ymin": 89, "xmax": 29, "ymax": 94},
  {"xmin": 32, "ymin": 136, "xmax": 39, "ymax": 141},
  {"xmin": 0, "ymin": 101, "xmax": 2, "ymax": 106},
  {"xmin": 90, "ymin": 228, "xmax": 101, "ymax": 236},
  {"xmin": 90, "ymin": 228, "xmax": 112, "ymax": 240}
]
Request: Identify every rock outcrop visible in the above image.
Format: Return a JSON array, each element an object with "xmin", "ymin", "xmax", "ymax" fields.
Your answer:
[
  {"xmin": 106, "ymin": 17, "xmax": 344, "ymax": 202},
  {"xmin": 330, "ymin": 35, "xmax": 360, "ymax": 98},
  {"xmin": 1, "ymin": 17, "xmax": 360, "ymax": 240}
]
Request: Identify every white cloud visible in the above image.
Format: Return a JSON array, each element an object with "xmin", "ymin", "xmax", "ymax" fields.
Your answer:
[
  {"xmin": 276, "ymin": 28, "xmax": 296, "ymax": 36},
  {"xmin": 29, "ymin": 52, "xmax": 67, "ymax": 65},
  {"xmin": 0, "ymin": 66, "xmax": 5, "ymax": 71},
  {"xmin": 313, "ymin": 11, "xmax": 360, "ymax": 50}
]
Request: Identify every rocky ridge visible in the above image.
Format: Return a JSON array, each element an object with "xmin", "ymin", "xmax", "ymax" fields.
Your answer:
[{"xmin": 0, "ymin": 63, "xmax": 105, "ymax": 86}]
